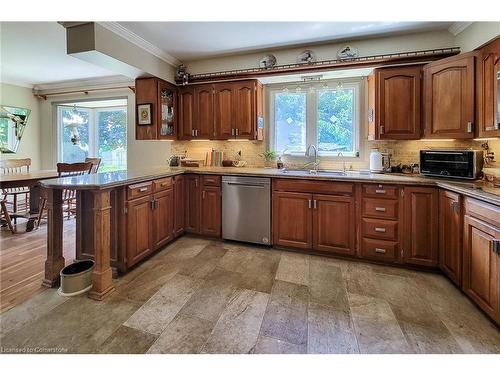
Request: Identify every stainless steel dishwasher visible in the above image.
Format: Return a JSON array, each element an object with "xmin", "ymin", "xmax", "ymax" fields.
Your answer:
[{"xmin": 222, "ymin": 176, "xmax": 271, "ymax": 245}]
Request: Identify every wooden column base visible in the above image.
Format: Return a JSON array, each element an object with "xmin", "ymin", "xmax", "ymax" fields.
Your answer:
[
  {"xmin": 43, "ymin": 188, "xmax": 64, "ymax": 288},
  {"xmin": 88, "ymin": 268, "xmax": 115, "ymax": 300},
  {"xmin": 42, "ymin": 257, "xmax": 65, "ymax": 287}
]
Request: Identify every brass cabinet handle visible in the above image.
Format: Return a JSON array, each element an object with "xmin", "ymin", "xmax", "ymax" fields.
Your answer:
[
  {"xmin": 375, "ymin": 207, "xmax": 386, "ymax": 212},
  {"xmin": 375, "ymin": 248, "xmax": 387, "ymax": 254},
  {"xmin": 139, "ymin": 187, "xmax": 148, "ymax": 192},
  {"xmin": 202, "ymin": 190, "xmax": 206, "ymax": 199},
  {"xmin": 313, "ymin": 200, "xmax": 317, "ymax": 209},
  {"xmin": 308, "ymin": 199, "xmax": 312, "ymax": 209},
  {"xmin": 375, "ymin": 227, "xmax": 386, "ymax": 233},
  {"xmin": 375, "ymin": 189, "xmax": 386, "ymax": 194}
]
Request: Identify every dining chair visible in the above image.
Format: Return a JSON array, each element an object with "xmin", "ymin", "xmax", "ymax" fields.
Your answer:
[
  {"xmin": 0, "ymin": 158, "xmax": 31, "ymax": 233},
  {"xmin": 85, "ymin": 157, "xmax": 101, "ymax": 174},
  {"xmin": 36, "ymin": 162, "xmax": 92, "ymax": 227}
]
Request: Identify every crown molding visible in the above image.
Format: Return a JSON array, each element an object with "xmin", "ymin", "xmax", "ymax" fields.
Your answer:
[
  {"xmin": 33, "ymin": 75, "xmax": 134, "ymax": 93},
  {"xmin": 98, "ymin": 22, "xmax": 181, "ymax": 67},
  {"xmin": 448, "ymin": 22, "xmax": 473, "ymax": 36}
]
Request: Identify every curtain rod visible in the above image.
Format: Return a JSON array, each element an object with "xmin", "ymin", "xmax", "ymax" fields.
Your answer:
[{"xmin": 34, "ymin": 85, "xmax": 136, "ymax": 100}]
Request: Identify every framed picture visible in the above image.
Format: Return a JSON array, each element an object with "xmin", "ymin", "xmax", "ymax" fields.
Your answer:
[{"xmin": 137, "ymin": 103, "xmax": 152, "ymax": 125}]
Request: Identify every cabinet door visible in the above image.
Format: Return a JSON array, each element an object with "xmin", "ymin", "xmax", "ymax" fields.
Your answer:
[
  {"xmin": 403, "ymin": 187, "xmax": 438, "ymax": 267},
  {"xmin": 313, "ymin": 194, "xmax": 355, "ymax": 256},
  {"xmin": 201, "ymin": 185, "xmax": 221, "ymax": 237},
  {"xmin": 272, "ymin": 191, "xmax": 312, "ymax": 250},
  {"xmin": 463, "ymin": 215, "xmax": 500, "ymax": 324},
  {"xmin": 234, "ymin": 81, "xmax": 255, "ymax": 139},
  {"xmin": 179, "ymin": 87, "xmax": 195, "ymax": 139},
  {"xmin": 439, "ymin": 190, "xmax": 463, "ymax": 286},
  {"xmin": 477, "ymin": 37, "xmax": 500, "ymax": 137},
  {"xmin": 173, "ymin": 175, "xmax": 184, "ymax": 237},
  {"xmin": 214, "ymin": 83, "xmax": 234, "ymax": 139},
  {"xmin": 377, "ymin": 66, "xmax": 422, "ymax": 139},
  {"xmin": 185, "ymin": 175, "xmax": 201, "ymax": 233},
  {"xmin": 424, "ymin": 53, "xmax": 476, "ymax": 139},
  {"xmin": 153, "ymin": 189, "xmax": 174, "ymax": 249},
  {"xmin": 195, "ymin": 85, "xmax": 214, "ymax": 139},
  {"xmin": 157, "ymin": 80, "xmax": 177, "ymax": 140},
  {"xmin": 126, "ymin": 195, "xmax": 153, "ymax": 267}
]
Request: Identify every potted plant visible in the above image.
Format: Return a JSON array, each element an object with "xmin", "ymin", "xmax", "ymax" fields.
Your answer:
[{"xmin": 260, "ymin": 149, "xmax": 277, "ymax": 168}]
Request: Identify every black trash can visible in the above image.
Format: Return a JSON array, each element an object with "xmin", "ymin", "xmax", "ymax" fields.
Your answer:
[{"xmin": 58, "ymin": 260, "xmax": 95, "ymax": 297}]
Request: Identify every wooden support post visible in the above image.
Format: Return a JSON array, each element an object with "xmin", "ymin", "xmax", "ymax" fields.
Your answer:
[
  {"xmin": 88, "ymin": 189, "xmax": 115, "ymax": 300},
  {"xmin": 42, "ymin": 188, "xmax": 65, "ymax": 287}
]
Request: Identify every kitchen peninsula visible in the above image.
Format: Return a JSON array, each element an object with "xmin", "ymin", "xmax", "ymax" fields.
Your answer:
[{"xmin": 40, "ymin": 166, "xmax": 500, "ymax": 324}]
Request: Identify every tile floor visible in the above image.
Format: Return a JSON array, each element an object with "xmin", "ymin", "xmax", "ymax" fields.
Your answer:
[{"xmin": 1, "ymin": 236, "xmax": 499, "ymax": 354}]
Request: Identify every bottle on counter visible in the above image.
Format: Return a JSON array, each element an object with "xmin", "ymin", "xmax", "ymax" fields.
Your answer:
[{"xmin": 277, "ymin": 156, "xmax": 284, "ymax": 169}]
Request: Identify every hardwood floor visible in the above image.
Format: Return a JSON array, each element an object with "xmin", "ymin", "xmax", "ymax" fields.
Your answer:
[
  {"xmin": 0, "ymin": 219, "xmax": 76, "ymax": 313},
  {"xmin": 1, "ymin": 235, "xmax": 499, "ymax": 353}
]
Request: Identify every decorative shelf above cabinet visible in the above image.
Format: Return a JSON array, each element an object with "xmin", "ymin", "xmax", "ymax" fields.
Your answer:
[{"xmin": 135, "ymin": 77, "xmax": 178, "ymax": 140}]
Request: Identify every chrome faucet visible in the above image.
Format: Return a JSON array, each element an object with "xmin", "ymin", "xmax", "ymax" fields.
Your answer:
[
  {"xmin": 338, "ymin": 152, "xmax": 346, "ymax": 174},
  {"xmin": 305, "ymin": 144, "xmax": 319, "ymax": 173}
]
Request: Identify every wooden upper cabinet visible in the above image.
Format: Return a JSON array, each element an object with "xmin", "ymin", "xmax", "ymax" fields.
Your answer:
[
  {"xmin": 439, "ymin": 190, "xmax": 463, "ymax": 286},
  {"xmin": 463, "ymin": 214, "xmax": 500, "ymax": 324},
  {"xmin": 369, "ymin": 66, "xmax": 422, "ymax": 140},
  {"xmin": 272, "ymin": 191, "xmax": 313, "ymax": 250},
  {"xmin": 313, "ymin": 194, "xmax": 355, "ymax": 256},
  {"xmin": 423, "ymin": 52, "xmax": 477, "ymax": 139},
  {"xmin": 194, "ymin": 85, "xmax": 214, "ymax": 139},
  {"xmin": 214, "ymin": 83, "xmax": 235, "ymax": 139},
  {"xmin": 135, "ymin": 77, "xmax": 178, "ymax": 140},
  {"xmin": 402, "ymin": 186, "xmax": 439, "ymax": 267},
  {"xmin": 233, "ymin": 81, "xmax": 255, "ymax": 138},
  {"xmin": 477, "ymin": 37, "xmax": 500, "ymax": 138},
  {"xmin": 179, "ymin": 87, "xmax": 195, "ymax": 139}
]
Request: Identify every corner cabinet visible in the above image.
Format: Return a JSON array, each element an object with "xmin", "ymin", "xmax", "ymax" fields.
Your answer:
[
  {"xmin": 135, "ymin": 77, "xmax": 178, "ymax": 140},
  {"xmin": 439, "ymin": 190, "xmax": 463, "ymax": 286},
  {"xmin": 477, "ymin": 36, "xmax": 500, "ymax": 138},
  {"xmin": 463, "ymin": 198, "xmax": 500, "ymax": 325},
  {"xmin": 402, "ymin": 186, "xmax": 439, "ymax": 267},
  {"xmin": 368, "ymin": 66, "xmax": 422, "ymax": 140},
  {"xmin": 423, "ymin": 52, "xmax": 477, "ymax": 139}
]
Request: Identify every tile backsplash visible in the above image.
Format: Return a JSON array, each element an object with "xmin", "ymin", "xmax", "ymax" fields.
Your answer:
[{"xmin": 171, "ymin": 139, "xmax": 500, "ymax": 170}]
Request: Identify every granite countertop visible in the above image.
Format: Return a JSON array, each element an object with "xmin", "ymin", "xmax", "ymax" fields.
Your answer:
[{"xmin": 40, "ymin": 166, "xmax": 500, "ymax": 205}]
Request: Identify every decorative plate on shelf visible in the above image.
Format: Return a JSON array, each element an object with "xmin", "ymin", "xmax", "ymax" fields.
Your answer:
[
  {"xmin": 337, "ymin": 45, "xmax": 359, "ymax": 60},
  {"xmin": 297, "ymin": 50, "xmax": 316, "ymax": 64},
  {"xmin": 259, "ymin": 54, "xmax": 277, "ymax": 69}
]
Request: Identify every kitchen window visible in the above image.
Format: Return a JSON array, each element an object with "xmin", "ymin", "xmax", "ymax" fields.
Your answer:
[
  {"xmin": 269, "ymin": 80, "xmax": 361, "ymax": 157},
  {"xmin": 57, "ymin": 99, "xmax": 127, "ymax": 172}
]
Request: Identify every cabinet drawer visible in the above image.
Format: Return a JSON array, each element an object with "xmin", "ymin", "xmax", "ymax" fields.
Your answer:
[
  {"xmin": 362, "ymin": 184, "xmax": 399, "ymax": 199},
  {"xmin": 361, "ymin": 217, "xmax": 398, "ymax": 240},
  {"xmin": 202, "ymin": 175, "xmax": 221, "ymax": 187},
  {"xmin": 127, "ymin": 181, "xmax": 153, "ymax": 200},
  {"xmin": 360, "ymin": 237, "xmax": 398, "ymax": 262},
  {"xmin": 464, "ymin": 197, "xmax": 500, "ymax": 227},
  {"xmin": 362, "ymin": 198, "xmax": 398, "ymax": 219},
  {"xmin": 153, "ymin": 177, "xmax": 172, "ymax": 192},
  {"xmin": 273, "ymin": 178, "xmax": 353, "ymax": 195}
]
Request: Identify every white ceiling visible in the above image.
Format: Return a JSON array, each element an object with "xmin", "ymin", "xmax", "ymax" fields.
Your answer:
[
  {"xmin": 119, "ymin": 21, "xmax": 454, "ymax": 61},
  {"xmin": 0, "ymin": 22, "xmax": 117, "ymax": 87}
]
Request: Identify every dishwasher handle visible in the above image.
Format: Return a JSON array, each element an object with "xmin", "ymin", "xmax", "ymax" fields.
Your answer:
[{"xmin": 225, "ymin": 182, "xmax": 268, "ymax": 188}]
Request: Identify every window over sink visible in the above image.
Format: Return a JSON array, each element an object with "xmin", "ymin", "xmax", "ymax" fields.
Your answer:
[{"xmin": 268, "ymin": 79, "xmax": 361, "ymax": 158}]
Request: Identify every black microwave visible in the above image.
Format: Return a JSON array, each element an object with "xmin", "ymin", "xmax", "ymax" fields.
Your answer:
[{"xmin": 420, "ymin": 150, "xmax": 483, "ymax": 180}]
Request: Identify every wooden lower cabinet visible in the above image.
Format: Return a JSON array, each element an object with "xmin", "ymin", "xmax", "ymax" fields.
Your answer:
[
  {"xmin": 273, "ymin": 191, "xmax": 313, "ymax": 250},
  {"xmin": 126, "ymin": 195, "xmax": 154, "ymax": 267},
  {"xmin": 201, "ymin": 185, "xmax": 221, "ymax": 237},
  {"xmin": 313, "ymin": 194, "xmax": 355, "ymax": 255},
  {"xmin": 173, "ymin": 175, "xmax": 185, "ymax": 237},
  {"xmin": 439, "ymin": 190, "xmax": 463, "ymax": 286},
  {"xmin": 185, "ymin": 175, "xmax": 201, "ymax": 233},
  {"xmin": 152, "ymin": 188, "xmax": 174, "ymax": 249},
  {"xmin": 402, "ymin": 186, "xmax": 439, "ymax": 267},
  {"xmin": 463, "ymin": 214, "xmax": 500, "ymax": 324}
]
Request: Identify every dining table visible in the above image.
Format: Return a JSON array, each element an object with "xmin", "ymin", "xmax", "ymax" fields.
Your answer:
[{"xmin": 0, "ymin": 170, "xmax": 59, "ymax": 232}]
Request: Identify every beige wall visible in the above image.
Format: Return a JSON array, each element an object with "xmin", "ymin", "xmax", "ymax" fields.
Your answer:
[
  {"xmin": 0, "ymin": 83, "xmax": 41, "ymax": 170},
  {"xmin": 455, "ymin": 22, "xmax": 500, "ymax": 52},
  {"xmin": 38, "ymin": 88, "xmax": 172, "ymax": 170},
  {"xmin": 186, "ymin": 30, "xmax": 456, "ymax": 74}
]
